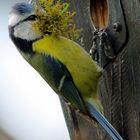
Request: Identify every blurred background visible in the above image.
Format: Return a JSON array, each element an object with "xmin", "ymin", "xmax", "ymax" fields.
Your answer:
[{"xmin": 0, "ymin": 0, "xmax": 70, "ymax": 140}]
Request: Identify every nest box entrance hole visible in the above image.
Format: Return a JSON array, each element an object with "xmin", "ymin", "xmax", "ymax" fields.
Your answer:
[{"xmin": 90, "ymin": 0, "xmax": 108, "ymax": 29}]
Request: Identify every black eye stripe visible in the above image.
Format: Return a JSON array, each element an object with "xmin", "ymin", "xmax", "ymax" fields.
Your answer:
[
  {"xmin": 13, "ymin": 15, "xmax": 37, "ymax": 28},
  {"xmin": 25, "ymin": 15, "xmax": 37, "ymax": 21}
]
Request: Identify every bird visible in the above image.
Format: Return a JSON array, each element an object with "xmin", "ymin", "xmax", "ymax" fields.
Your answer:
[{"xmin": 8, "ymin": 2, "xmax": 123, "ymax": 140}]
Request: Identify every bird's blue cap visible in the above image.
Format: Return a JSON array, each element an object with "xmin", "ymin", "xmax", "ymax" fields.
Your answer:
[{"xmin": 12, "ymin": 2, "xmax": 33, "ymax": 14}]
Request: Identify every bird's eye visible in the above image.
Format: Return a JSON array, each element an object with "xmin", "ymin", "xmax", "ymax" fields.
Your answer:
[{"xmin": 27, "ymin": 15, "xmax": 37, "ymax": 21}]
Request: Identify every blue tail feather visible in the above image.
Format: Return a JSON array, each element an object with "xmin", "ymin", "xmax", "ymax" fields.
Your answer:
[{"xmin": 86, "ymin": 102, "xmax": 123, "ymax": 140}]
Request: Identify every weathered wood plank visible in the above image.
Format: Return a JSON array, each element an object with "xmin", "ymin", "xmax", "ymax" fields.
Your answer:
[{"xmin": 60, "ymin": 0, "xmax": 140, "ymax": 140}]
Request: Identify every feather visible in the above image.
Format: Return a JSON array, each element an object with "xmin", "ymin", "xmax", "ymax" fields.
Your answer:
[
  {"xmin": 12, "ymin": 2, "xmax": 33, "ymax": 15},
  {"xmin": 86, "ymin": 102, "xmax": 123, "ymax": 140}
]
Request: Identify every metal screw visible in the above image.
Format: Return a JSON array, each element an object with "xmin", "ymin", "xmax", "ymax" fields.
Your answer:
[{"xmin": 113, "ymin": 22, "xmax": 121, "ymax": 32}]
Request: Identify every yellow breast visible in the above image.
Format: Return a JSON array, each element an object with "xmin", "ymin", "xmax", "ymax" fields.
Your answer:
[{"xmin": 33, "ymin": 35, "xmax": 102, "ymax": 98}]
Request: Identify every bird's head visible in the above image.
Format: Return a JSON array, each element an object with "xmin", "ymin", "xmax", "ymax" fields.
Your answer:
[
  {"xmin": 9, "ymin": 1, "xmax": 80, "ymax": 53},
  {"xmin": 8, "ymin": 2, "xmax": 43, "ymax": 53}
]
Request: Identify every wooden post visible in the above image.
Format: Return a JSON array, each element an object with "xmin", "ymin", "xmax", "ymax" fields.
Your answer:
[{"xmin": 60, "ymin": 0, "xmax": 140, "ymax": 140}]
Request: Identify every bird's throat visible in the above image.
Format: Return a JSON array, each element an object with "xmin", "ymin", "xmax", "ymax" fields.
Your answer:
[{"xmin": 9, "ymin": 26, "xmax": 35, "ymax": 54}]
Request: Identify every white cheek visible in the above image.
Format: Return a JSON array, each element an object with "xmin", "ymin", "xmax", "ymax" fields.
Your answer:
[
  {"xmin": 8, "ymin": 14, "xmax": 23, "ymax": 26},
  {"xmin": 14, "ymin": 22, "xmax": 42, "ymax": 41}
]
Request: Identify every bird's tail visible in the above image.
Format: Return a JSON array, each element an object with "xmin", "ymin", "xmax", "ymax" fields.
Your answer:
[{"xmin": 86, "ymin": 102, "xmax": 123, "ymax": 140}]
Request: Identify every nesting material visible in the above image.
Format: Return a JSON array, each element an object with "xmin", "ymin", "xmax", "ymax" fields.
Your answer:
[{"xmin": 34, "ymin": 0, "xmax": 82, "ymax": 40}]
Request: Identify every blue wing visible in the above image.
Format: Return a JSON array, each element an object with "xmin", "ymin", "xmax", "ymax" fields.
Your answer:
[{"xmin": 26, "ymin": 53, "xmax": 87, "ymax": 112}]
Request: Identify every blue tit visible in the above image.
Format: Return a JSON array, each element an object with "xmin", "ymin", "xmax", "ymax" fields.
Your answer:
[{"xmin": 8, "ymin": 2, "xmax": 123, "ymax": 140}]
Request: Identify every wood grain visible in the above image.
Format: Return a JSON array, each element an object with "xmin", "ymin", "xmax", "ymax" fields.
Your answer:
[{"xmin": 59, "ymin": 0, "xmax": 140, "ymax": 140}]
